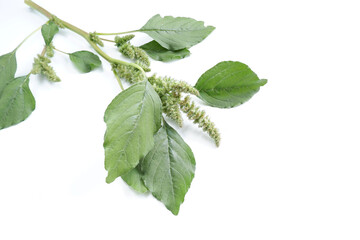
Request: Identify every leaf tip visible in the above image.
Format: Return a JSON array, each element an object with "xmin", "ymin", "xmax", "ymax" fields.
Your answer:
[
  {"xmin": 106, "ymin": 175, "xmax": 115, "ymax": 184},
  {"xmin": 166, "ymin": 204, "xmax": 180, "ymax": 215},
  {"xmin": 171, "ymin": 210, "xmax": 179, "ymax": 216},
  {"xmin": 208, "ymin": 25, "xmax": 216, "ymax": 31},
  {"xmin": 260, "ymin": 79, "xmax": 268, "ymax": 86}
]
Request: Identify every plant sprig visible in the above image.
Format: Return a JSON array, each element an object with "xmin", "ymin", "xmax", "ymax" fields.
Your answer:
[{"xmin": 0, "ymin": 0, "xmax": 267, "ymax": 215}]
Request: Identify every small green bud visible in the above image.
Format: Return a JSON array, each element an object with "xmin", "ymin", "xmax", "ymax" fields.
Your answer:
[
  {"xmin": 114, "ymin": 35, "xmax": 135, "ymax": 47},
  {"xmin": 89, "ymin": 32, "xmax": 104, "ymax": 47}
]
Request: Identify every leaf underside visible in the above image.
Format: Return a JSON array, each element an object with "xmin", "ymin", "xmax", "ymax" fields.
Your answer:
[
  {"xmin": 103, "ymin": 80, "xmax": 162, "ymax": 183},
  {"xmin": 195, "ymin": 61, "xmax": 267, "ymax": 108},
  {"xmin": 0, "ymin": 75, "xmax": 36, "ymax": 130},
  {"xmin": 140, "ymin": 14, "xmax": 215, "ymax": 51},
  {"xmin": 140, "ymin": 40, "xmax": 190, "ymax": 62},
  {"xmin": 69, "ymin": 51, "xmax": 102, "ymax": 73},
  {"xmin": 121, "ymin": 166, "xmax": 148, "ymax": 193},
  {"xmin": 141, "ymin": 120, "xmax": 196, "ymax": 215}
]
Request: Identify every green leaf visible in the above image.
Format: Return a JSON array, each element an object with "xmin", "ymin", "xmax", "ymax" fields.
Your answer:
[
  {"xmin": 121, "ymin": 166, "xmax": 148, "ymax": 193},
  {"xmin": 41, "ymin": 21, "xmax": 59, "ymax": 45},
  {"xmin": 69, "ymin": 51, "xmax": 102, "ymax": 73},
  {"xmin": 140, "ymin": 14, "xmax": 215, "ymax": 51},
  {"xmin": 0, "ymin": 51, "xmax": 17, "ymax": 95},
  {"xmin": 141, "ymin": 120, "xmax": 196, "ymax": 215},
  {"xmin": 195, "ymin": 61, "xmax": 267, "ymax": 108},
  {"xmin": 140, "ymin": 40, "xmax": 190, "ymax": 62},
  {"xmin": 104, "ymin": 81, "xmax": 162, "ymax": 183},
  {"xmin": 0, "ymin": 75, "xmax": 35, "ymax": 130}
]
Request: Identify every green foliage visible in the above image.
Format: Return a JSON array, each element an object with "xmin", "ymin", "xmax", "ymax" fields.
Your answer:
[
  {"xmin": 41, "ymin": 21, "xmax": 59, "ymax": 45},
  {"xmin": 140, "ymin": 41, "xmax": 190, "ymax": 62},
  {"xmin": 121, "ymin": 167, "xmax": 148, "ymax": 193},
  {"xmin": 0, "ymin": 51, "xmax": 17, "ymax": 95},
  {"xmin": 141, "ymin": 120, "xmax": 195, "ymax": 215},
  {"xmin": 195, "ymin": 61, "xmax": 267, "ymax": 108},
  {"xmin": 69, "ymin": 51, "xmax": 102, "ymax": 73},
  {"xmin": 0, "ymin": 75, "xmax": 35, "ymax": 130},
  {"xmin": 2, "ymin": 0, "xmax": 267, "ymax": 215},
  {"xmin": 104, "ymin": 80, "xmax": 162, "ymax": 183},
  {"xmin": 140, "ymin": 14, "xmax": 215, "ymax": 50}
]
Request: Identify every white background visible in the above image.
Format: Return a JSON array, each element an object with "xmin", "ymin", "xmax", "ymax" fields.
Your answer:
[{"xmin": 0, "ymin": 0, "xmax": 360, "ymax": 239}]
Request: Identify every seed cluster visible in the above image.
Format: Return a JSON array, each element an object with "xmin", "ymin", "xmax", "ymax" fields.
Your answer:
[
  {"xmin": 31, "ymin": 54, "xmax": 60, "ymax": 82},
  {"xmin": 115, "ymin": 35, "xmax": 150, "ymax": 71},
  {"xmin": 180, "ymin": 96, "xmax": 221, "ymax": 146},
  {"xmin": 112, "ymin": 64, "xmax": 145, "ymax": 84},
  {"xmin": 148, "ymin": 75, "xmax": 220, "ymax": 146}
]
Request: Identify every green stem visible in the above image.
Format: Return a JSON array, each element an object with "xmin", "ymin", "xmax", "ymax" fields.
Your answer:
[
  {"xmin": 96, "ymin": 30, "xmax": 139, "ymax": 36},
  {"xmin": 112, "ymin": 69, "xmax": 125, "ymax": 90},
  {"xmin": 40, "ymin": 45, "xmax": 46, "ymax": 56},
  {"xmin": 14, "ymin": 25, "xmax": 42, "ymax": 51},
  {"xmin": 53, "ymin": 47, "xmax": 69, "ymax": 55},
  {"xmin": 24, "ymin": 0, "xmax": 146, "ymax": 81},
  {"xmin": 99, "ymin": 37, "xmax": 115, "ymax": 43}
]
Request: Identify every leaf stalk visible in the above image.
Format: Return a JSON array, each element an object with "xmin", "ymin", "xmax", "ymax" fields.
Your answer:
[
  {"xmin": 53, "ymin": 47, "xmax": 69, "ymax": 55},
  {"xmin": 96, "ymin": 30, "xmax": 139, "ymax": 36},
  {"xmin": 15, "ymin": 25, "xmax": 42, "ymax": 51}
]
